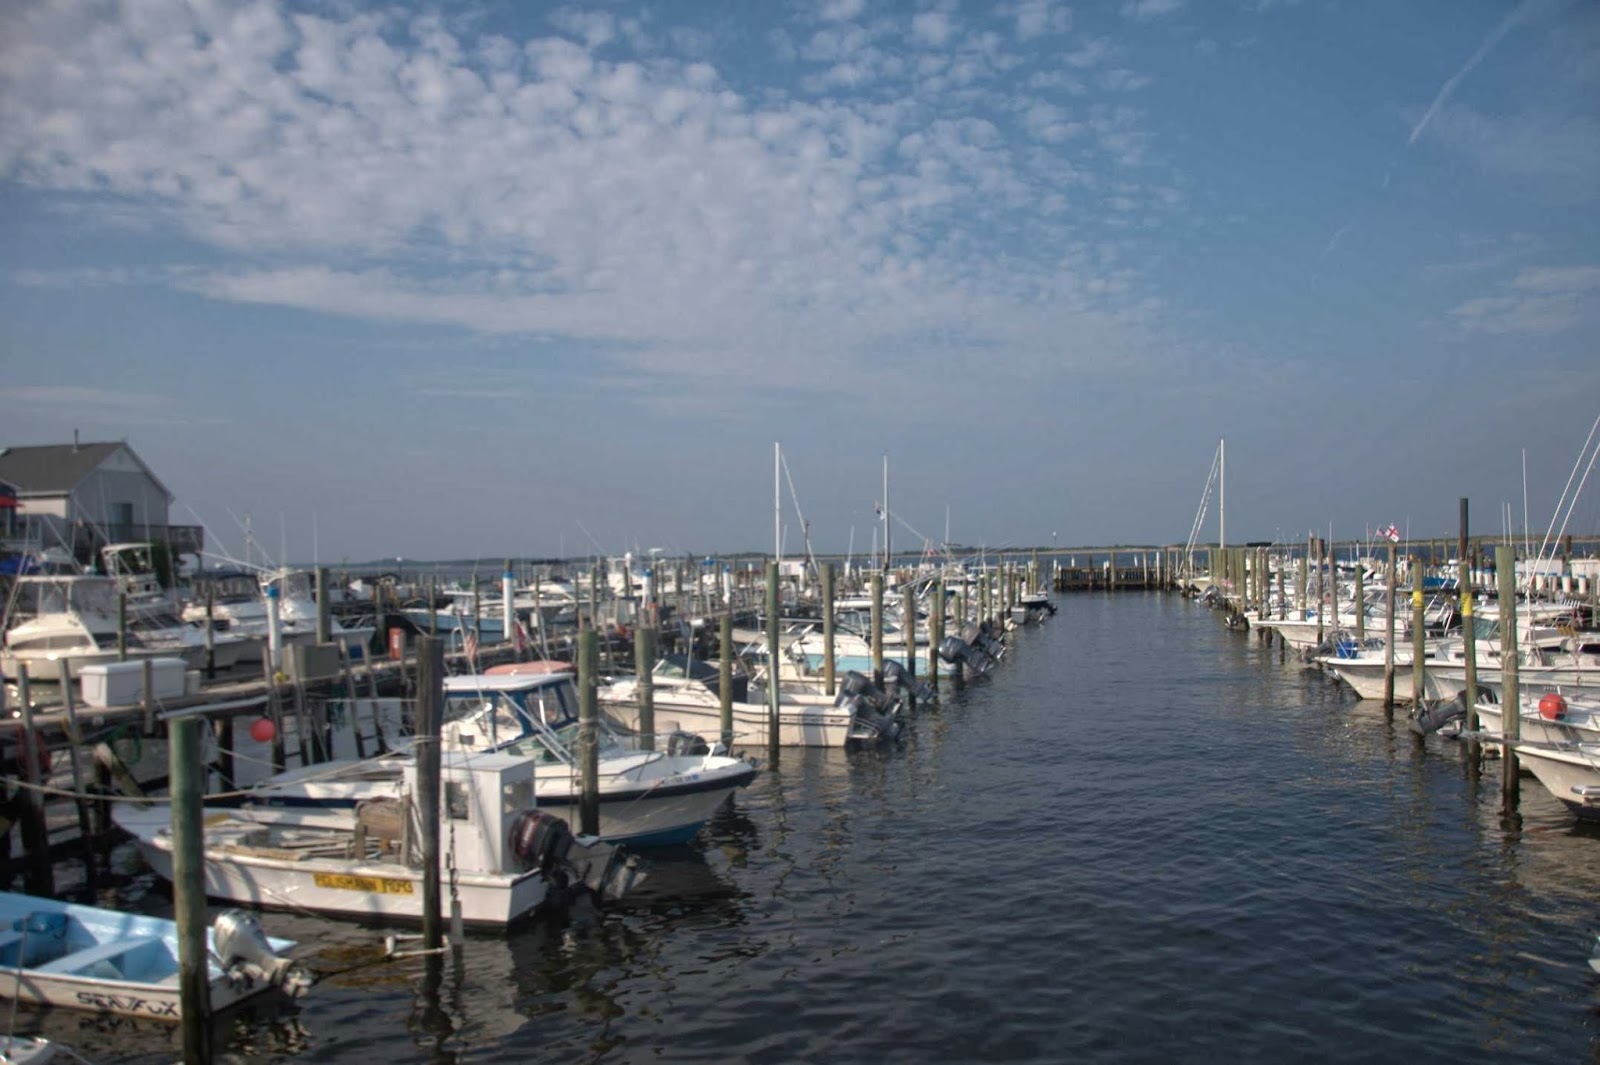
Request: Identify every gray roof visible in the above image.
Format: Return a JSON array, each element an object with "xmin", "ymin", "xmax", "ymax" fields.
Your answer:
[{"xmin": 0, "ymin": 442, "xmax": 167, "ymax": 498}]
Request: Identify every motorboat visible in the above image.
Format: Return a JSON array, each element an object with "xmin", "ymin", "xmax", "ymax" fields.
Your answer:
[
  {"xmin": 0, "ymin": 890, "xmax": 307, "ymax": 1021},
  {"xmin": 114, "ymin": 751, "xmax": 640, "ymax": 926},
  {"xmin": 236, "ymin": 670, "xmax": 758, "ymax": 848}
]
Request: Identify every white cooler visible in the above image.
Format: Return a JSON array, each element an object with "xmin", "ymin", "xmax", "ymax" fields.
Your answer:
[{"xmin": 78, "ymin": 657, "xmax": 189, "ymax": 708}]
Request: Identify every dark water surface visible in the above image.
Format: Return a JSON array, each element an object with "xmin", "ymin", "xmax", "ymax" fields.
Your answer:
[{"xmin": 26, "ymin": 592, "xmax": 1600, "ymax": 1062}]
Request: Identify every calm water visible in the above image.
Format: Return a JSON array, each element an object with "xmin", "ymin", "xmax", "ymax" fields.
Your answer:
[{"xmin": 21, "ymin": 592, "xmax": 1600, "ymax": 1063}]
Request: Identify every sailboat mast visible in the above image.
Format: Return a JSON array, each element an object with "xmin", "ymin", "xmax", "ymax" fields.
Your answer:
[
  {"xmin": 774, "ymin": 441, "xmax": 782, "ymax": 569},
  {"xmin": 1219, "ymin": 437, "xmax": 1226, "ymax": 553},
  {"xmin": 882, "ymin": 451, "xmax": 890, "ymax": 575}
]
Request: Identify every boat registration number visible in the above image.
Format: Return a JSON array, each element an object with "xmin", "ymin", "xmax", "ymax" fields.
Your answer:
[{"xmin": 313, "ymin": 873, "xmax": 415, "ymax": 894}]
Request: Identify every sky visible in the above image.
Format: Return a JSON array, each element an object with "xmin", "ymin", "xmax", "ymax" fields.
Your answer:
[{"xmin": 1, "ymin": 0, "xmax": 1597, "ymax": 564}]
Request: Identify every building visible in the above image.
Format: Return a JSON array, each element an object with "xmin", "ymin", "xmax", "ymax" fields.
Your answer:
[{"xmin": 0, "ymin": 439, "xmax": 202, "ymax": 565}]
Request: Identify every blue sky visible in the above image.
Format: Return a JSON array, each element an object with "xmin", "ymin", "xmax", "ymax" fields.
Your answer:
[{"xmin": 2, "ymin": 0, "xmax": 1597, "ymax": 563}]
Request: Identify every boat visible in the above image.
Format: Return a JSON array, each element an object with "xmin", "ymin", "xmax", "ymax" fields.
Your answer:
[
  {"xmin": 180, "ymin": 568, "xmax": 375, "ymax": 662},
  {"xmin": 600, "ymin": 654, "xmax": 898, "ymax": 748},
  {"xmin": 1507, "ymin": 740, "xmax": 1600, "ymax": 820},
  {"xmin": 0, "ymin": 575, "xmax": 212, "ymax": 677},
  {"xmin": 0, "ymin": 1035, "xmax": 56, "ymax": 1064},
  {"xmin": 235, "ymin": 670, "xmax": 759, "ymax": 848},
  {"xmin": 1469, "ymin": 690, "xmax": 1600, "ymax": 746},
  {"xmin": 114, "ymin": 751, "xmax": 641, "ymax": 926},
  {"xmin": 0, "ymin": 891, "xmax": 307, "ymax": 1021}
]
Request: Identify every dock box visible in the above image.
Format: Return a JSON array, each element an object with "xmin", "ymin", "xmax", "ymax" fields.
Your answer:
[{"xmin": 78, "ymin": 658, "xmax": 189, "ymax": 709}]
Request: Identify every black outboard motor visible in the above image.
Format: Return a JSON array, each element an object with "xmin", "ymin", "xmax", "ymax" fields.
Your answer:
[
  {"xmin": 1409, "ymin": 692, "xmax": 1468, "ymax": 736},
  {"xmin": 881, "ymin": 658, "xmax": 936, "ymax": 707},
  {"xmin": 509, "ymin": 810, "xmax": 575, "ymax": 873},
  {"xmin": 937, "ymin": 635, "xmax": 969, "ymax": 665}
]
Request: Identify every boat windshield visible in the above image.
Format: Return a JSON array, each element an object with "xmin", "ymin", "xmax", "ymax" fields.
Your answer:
[{"xmin": 10, "ymin": 578, "xmax": 119, "ymax": 619}]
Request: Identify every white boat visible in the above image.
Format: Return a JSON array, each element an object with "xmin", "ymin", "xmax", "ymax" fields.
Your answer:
[
  {"xmin": 181, "ymin": 568, "xmax": 375, "ymax": 662},
  {"xmin": 0, "ymin": 890, "xmax": 306, "ymax": 1021},
  {"xmin": 114, "ymin": 752, "xmax": 640, "ymax": 927},
  {"xmin": 1471, "ymin": 690, "xmax": 1600, "ymax": 746},
  {"xmin": 1506, "ymin": 740, "xmax": 1600, "ymax": 820},
  {"xmin": 0, "ymin": 1035, "xmax": 56, "ymax": 1064},
  {"xmin": 235, "ymin": 670, "xmax": 759, "ymax": 848},
  {"xmin": 600, "ymin": 658, "xmax": 888, "ymax": 748},
  {"xmin": 0, "ymin": 575, "xmax": 208, "ymax": 677}
]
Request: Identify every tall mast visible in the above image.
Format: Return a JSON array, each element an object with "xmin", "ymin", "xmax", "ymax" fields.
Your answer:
[
  {"xmin": 1219, "ymin": 437, "xmax": 1226, "ymax": 553},
  {"xmin": 882, "ymin": 451, "xmax": 891, "ymax": 575},
  {"xmin": 774, "ymin": 442, "xmax": 782, "ymax": 569}
]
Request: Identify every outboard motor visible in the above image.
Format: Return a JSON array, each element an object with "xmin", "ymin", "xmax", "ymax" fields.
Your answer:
[
  {"xmin": 882, "ymin": 659, "xmax": 935, "ymax": 706},
  {"xmin": 214, "ymin": 910, "xmax": 311, "ymax": 996},
  {"xmin": 509, "ymin": 809, "xmax": 575, "ymax": 873},
  {"xmin": 1409, "ymin": 692, "xmax": 1468, "ymax": 736},
  {"xmin": 937, "ymin": 635, "xmax": 969, "ymax": 665},
  {"xmin": 666, "ymin": 730, "xmax": 710, "ymax": 756}
]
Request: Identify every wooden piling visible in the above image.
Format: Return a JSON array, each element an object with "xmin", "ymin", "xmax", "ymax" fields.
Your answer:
[
  {"xmin": 315, "ymin": 567, "xmax": 332, "ymax": 645},
  {"xmin": 414, "ymin": 635, "xmax": 445, "ymax": 950},
  {"xmin": 1410, "ymin": 575, "xmax": 1426, "ymax": 706},
  {"xmin": 822, "ymin": 562, "xmax": 836, "ymax": 697},
  {"xmin": 1354, "ymin": 566, "xmax": 1365, "ymax": 642},
  {"xmin": 870, "ymin": 573, "xmax": 885, "ymax": 686},
  {"xmin": 1495, "ymin": 545, "xmax": 1519, "ymax": 807},
  {"xmin": 930, "ymin": 578, "xmax": 944, "ymax": 689},
  {"xmin": 902, "ymin": 583, "xmax": 917, "ymax": 708},
  {"xmin": 719, "ymin": 612, "xmax": 734, "ymax": 751},
  {"xmin": 55, "ymin": 660, "xmax": 96, "ymax": 877},
  {"xmin": 1383, "ymin": 543, "xmax": 1397, "ymax": 709},
  {"xmin": 170, "ymin": 715, "xmax": 212, "ymax": 1064},
  {"xmin": 14, "ymin": 666, "xmax": 54, "ymax": 897},
  {"xmin": 1460, "ymin": 499, "xmax": 1479, "ymax": 765},
  {"xmin": 117, "ymin": 589, "xmax": 128, "ymax": 662},
  {"xmin": 765, "ymin": 561, "xmax": 780, "ymax": 765},
  {"xmin": 635, "ymin": 624, "xmax": 655, "ymax": 752},
  {"xmin": 575, "ymin": 629, "xmax": 601, "ymax": 835}
]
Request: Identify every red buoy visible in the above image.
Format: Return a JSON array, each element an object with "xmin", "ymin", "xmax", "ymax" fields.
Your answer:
[
  {"xmin": 1538, "ymin": 692, "xmax": 1568, "ymax": 720},
  {"xmin": 249, "ymin": 717, "xmax": 277, "ymax": 743}
]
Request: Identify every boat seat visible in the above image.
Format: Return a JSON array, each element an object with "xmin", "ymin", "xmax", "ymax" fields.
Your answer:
[{"xmin": 32, "ymin": 936, "xmax": 168, "ymax": 980}]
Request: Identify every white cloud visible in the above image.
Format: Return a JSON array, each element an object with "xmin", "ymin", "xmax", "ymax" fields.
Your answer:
[
  {"xmin": 0, "ymin": 0, "xmax": 1182, "ymax": 417},
  {"xmin": 1416, "ymin": 104, "xmax": 1600, "ymax": 197},
  {"xmin": 912, "ymin": 12, "xmax": 954, "ymax": 47},
  {"xmin": 1448, "ymin": 264, "xmax": 1600, "ymax": 335},
  {"xmin": 818, "ymin": 0, "xmax": 865, "ymax": 22},
  {"xmin": 999, "ymin": 0, "xmax": 1072, "ymax": 40},
  {"xmin": 1121, "ymin": 0, "xmax": 1187, "ymax": 22}
]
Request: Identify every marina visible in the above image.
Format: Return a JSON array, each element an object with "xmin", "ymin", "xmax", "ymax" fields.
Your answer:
[{"xmin": 3, "ymin": 587, "xmax": 1600, "ymax": 1062}]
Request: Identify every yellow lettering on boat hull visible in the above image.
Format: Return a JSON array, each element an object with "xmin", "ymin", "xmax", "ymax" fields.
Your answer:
[{"xmin": 312, "ymin": 873, "xmax": 415, "ymax": 894}]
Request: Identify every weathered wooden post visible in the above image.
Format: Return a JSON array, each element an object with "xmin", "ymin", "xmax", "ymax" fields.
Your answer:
[
  {"xmin": 635, "ymin": 623, "xmax": 655, "ymax": 752},
  {"xmin": 414, "ymin": 635, "xmax": 445, "ymax": 951},
  {"xmin": 766, "ymin": 561, "xmax": 780, "ymax": 765},
  {"xmin": 1411, "ymin": 567, "xmax": 1426, "ymax": 706},
  {"xmin": 1459, "ymin": 499, "xmax": 1479, "ymax": 765},
  {"xmin": 1354, "ymin": 566, "xmax": 1365, "ymax": 642},
  {"xmin": 55, "ymin": 660, "xmax": 95, "ymax": 875},
  {"xmin": 719, "ymin": 611, "xmax": 734, "ymax": 751},
  {"xmin": 576, "ymin": 629, "xmax": 600, "ymax": 834},
  {"xmin": 14, "ymin": 666, "xmax": 54, "ymax": 896},
  {"xmin": 822, "ymin": 562, "xmax": 837, "ymax": 697},
  {"xmin": 171, "ymin": 713, "xmax": 212, "ymax": 1063},
  {"xmin": 930, "ymin": 578, "xmax": 944, "ymax": 689},
  {"xmin": 204, "ymin": 583, "xmax": 216, "ymax": 678},
  {"xmin": 1296, "ymin": 556, "xmax": 1307, "ymax": 618},
  {"xmin": 316, "ymin": 566, "xmax": 332, "ymax": 645},
  {"xmin": 117, "ymin": 589, "xmax": 128, "ymax": 662},
  {"xmin": 870, "ymin": 573, "xmax": 885, "ymax": 686},
  {"xmin": 1496, "ymin": 545, "xmax": 1520, "ymax": 808},
  {"xmin": 1383, "ymin": 543, "xmax": 1397, "ymax": 709},
  {"xmin": 902, "ymin": 583, "xmax": 917, "ymax": 709}
]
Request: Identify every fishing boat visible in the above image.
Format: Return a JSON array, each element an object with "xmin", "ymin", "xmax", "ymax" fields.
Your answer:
[
  {"xmin": 233, "ymin": 670, "xmax": 759, "ymax": 848},
  {"xmin": 0, "ymin": 891, "xmax": 306, "ymax": 1021},
  {"xmin": 1508, "ymin": 741, "xmax": 1600, "ymax": 821},
  {"xmin": 114, "ymin": 752, "xmax": 640, "ymax": 926}
]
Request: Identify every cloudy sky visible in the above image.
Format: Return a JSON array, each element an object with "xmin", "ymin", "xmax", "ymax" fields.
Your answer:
[{"xmin": 2, "ymin": 0, "xmax": 1597, "ymax": 563}]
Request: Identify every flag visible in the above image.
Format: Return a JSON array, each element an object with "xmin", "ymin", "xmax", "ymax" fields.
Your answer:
[
  {"xmin": 513, "ymin": 618, "xmax": 528, "ymax": 654},
  {"xmin": 1384, "ymin": 523, "xmax": 1400, "ymax": 543},
  {"xmin": 464, "ymin": 630, "xmax": 479, "ymax": 663}
]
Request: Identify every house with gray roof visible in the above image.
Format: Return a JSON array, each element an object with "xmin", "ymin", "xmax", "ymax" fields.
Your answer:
[{"xmin": 0, "ymin": 439, "xmax": 202, "ymax": 564}]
